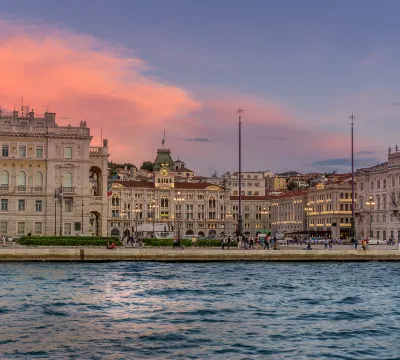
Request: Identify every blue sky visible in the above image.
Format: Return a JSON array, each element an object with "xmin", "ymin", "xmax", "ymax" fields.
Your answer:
[{"xmin": 0, "ymin": 0, "xmax": 399, "ymax": 174}]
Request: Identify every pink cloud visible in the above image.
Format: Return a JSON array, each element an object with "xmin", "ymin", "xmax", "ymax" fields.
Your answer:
[
  {"xmin": 0, "ymin": 18, "xmax": 383, "ymax": 174},
  {"xmin": 0, "ymin": 18, "xmax": 200, "ymax": 165}
]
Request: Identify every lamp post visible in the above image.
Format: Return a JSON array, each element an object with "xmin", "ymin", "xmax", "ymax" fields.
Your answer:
[
  {"xmin": 261, "ymin": 207, "xmax": 269, "ymax": 233},
  {"xmin": 174, "ymin": 191, "xmax": 185, "ymax": 238},
  {"xmin": 54, "ymin": 190, "xmax": 57, "ymax": 236},
  {"xmin": 304, "ymin": 203, "xmax": 313, "ymax": 239},
  {"xmin": 350, "ymin": 113, "xmax": 356, "ymax": 243},
  {"xmin": 226, "ymin": 211, "xmax": 232, "ymax": 236},
  {"xmin": 237, "ymin": 107, "xmax": 244, "ymax": 239},
  {"xmin": 59, "ymin": 188, "xmax": 63, "ymax": 236},
  {"xmin": 151, "ymin": 199, "xmax": 158, "ymax": 237},
  {"xmin": 133, "ymin": 205, "xmax": 140, "ymax": 237},
  {"xmin": 366, "ymin": 195, "xmax": 375, "ymax": 238}
]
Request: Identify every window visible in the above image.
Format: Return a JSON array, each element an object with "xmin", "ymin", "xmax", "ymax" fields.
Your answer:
[
  {"xmin": 2, "ymin": 145, "xmax": 9, "ymax": 157},
  {"xmin": 0, "ymin": 221, "xmax": 7, "ymax": 234},
  {"xmin": 64, "ymin": 223, "xmax": 72, "ymax": 235},
  {"xmin": 392, "ymin": 176, "xmax": 395, "ymax": 187},
  {"xmin": 1, "ymin": 199, "xmax": 8, "ymax": 211},
  {"xmin": 36, "ymin": 146, "xmax": 43, "ymax": 158},
  {"xmin": 65, "ymin": 146, "xmax": 72, "ymax": 159},
  {"xmin": 371, "ymin": 181, "xmax": 374, "ymax": 190},
  {"xmin": 74, "ymin": 222, "xmax": 81, "ymax": 231},
  {"xmin": 17, "ymin": 222, "xmax": 25, "ymax": 235},
  {"xmin": 383, "ymin": 179, "xmax": 387, "ymax": 189},
  {"xmin": 34, "ymin": 172, "xmax": 43, "ymax": 186},
  {"xmin": 17, "ymin": 171, "xmax": 26, "ymax": 186},
  {"xmin": 377, "ymin": 180, "xmax": 380, "ymax": 189},
  {"xmin": 64, "ymin": 198, "xmax": 73, "ymax": 213},
  {"xmin": 63, "ymin": 172, "xmax": 73, "ymax": 187},
  {"xmin": 19, "ymin": 145, "xmax": 26, "ymax": 158},
  {"xmin": 18, "ymin": 199, "xmax": 25, "ymax": 211},
  {"xmin": 35, "ymin": 200, "xmax": 43, "ymax": 212},
  {"xmin": 34, "ymin": 222, "xmax": 42, "ymax": 235},
  {"xmin": 0, "ymin": 170, "xmax": 9, "ymax": 186}
]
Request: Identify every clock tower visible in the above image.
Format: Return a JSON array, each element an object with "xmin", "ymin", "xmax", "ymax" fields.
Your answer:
[{"xmin": 153, "ymin": 148, "xmax": 175, "ymax": 188}]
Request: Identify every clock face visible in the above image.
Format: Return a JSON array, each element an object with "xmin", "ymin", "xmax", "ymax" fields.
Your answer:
[{"xmin": 161, "ymin": 169, "xmax": 169, "ymax": 176}]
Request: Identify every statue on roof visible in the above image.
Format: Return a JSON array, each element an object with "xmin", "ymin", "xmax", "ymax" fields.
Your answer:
[
  {"xmin": 396, "ymin": 145, "xmax": 398, "ymax": 152},
  {"xmin": 389, "ymin": 146, "xmax": 392, "ymax": 154}
]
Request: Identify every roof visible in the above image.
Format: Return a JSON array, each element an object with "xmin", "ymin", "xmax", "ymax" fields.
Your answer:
[
  {"xmin": 174, "ymin": 167, "xmax": 194, "ymax": 173},
  {"xmin": 230, "ymin": 191, "xmax": 307, "ymax": 201},
  {"xmin": 113, "ymin": 180, "xmax": 223, "ymax": 190},
  {"xmin": 174, "ymin": 182, "xmax": 222, "ymax": 190},
  {"xmin": 153, "ymin": 149, "xmax": 174, "ymax": 171},
  {"xmin": 114, "ymin": 180, "xmax": 155, "ymax": 189},
  {"xmin": 230, "ymin": 196, "xmax": 272, "ymax": 201}
]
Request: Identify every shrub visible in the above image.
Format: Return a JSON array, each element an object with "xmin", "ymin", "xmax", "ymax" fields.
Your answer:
[{"xmin": 19, "ymin": 236, "xmax": 122, "ymax": 247}]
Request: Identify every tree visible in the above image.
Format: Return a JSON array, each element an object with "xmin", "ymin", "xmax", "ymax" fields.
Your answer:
[
  {"xmin": 287, "ymin": 182, "xmax": 299, "ymax": 191},
  {"xmin": 140, "ymin": 161, "xmax": 154, "ymax": 172}
]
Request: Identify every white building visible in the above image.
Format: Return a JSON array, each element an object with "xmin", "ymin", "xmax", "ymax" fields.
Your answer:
[
  {"xmin": 355, "ymin": 148, "xmax": 400, "ymax": 241},
  {"xmin": 0, "ymin": 107, "xmax": 109, "ymax": 236}
]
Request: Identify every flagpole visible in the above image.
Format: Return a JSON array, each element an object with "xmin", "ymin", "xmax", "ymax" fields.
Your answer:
[{"xmin": 163, "ymin": 129, "xmax": 166, "ymax": 149}]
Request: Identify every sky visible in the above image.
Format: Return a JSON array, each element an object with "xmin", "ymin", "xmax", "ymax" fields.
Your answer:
[{"xmin": 0, "ymin": 0, "xmax": 399, "ymax": 175}]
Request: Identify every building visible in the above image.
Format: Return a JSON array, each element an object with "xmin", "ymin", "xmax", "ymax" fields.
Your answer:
[
  {"xmin": 266, "ymin": 175, "xmax": 287, "ymax": 191},
  {"xmin": 229, "ymin": 171, "xmax": 266, "ymax": 196},
  {"xmin": 355, "ymin": 147, "xmax": 400, "ymax": 241},
  {"xmin": 270, "ymin": 191, "xmax": 307, "ymax": 235},
  {"xmin": 0, "ymin": 107, "xmax": 109, "ymax": 236},
  {"xmin": 230, "ymin": 196, "xmax": 271, "ymax": 235},
  {"xmin": 108, "ymin": 148, "xmax": 231, "ymax": 238},
  {"xmin": 306, "ymin": 182, "xmax": 355, "ymax": 239}
]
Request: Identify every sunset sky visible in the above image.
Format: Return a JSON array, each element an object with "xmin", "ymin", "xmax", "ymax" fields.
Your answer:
[{"xmin": 1, "ymin": 0, "xmax": 399, "ymax": 175}]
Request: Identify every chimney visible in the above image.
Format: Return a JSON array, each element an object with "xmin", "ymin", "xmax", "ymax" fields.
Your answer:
[{"xmin": 29, "ymin": 109, "xmax": 34, "ymax": 120}]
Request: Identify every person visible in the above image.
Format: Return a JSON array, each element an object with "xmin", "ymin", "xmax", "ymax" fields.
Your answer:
[
  {"xmin": 306, "ymin": 242, "xmax": 312, "ymax": 250},
  {"xmin": 328, "ymin": 240, "xmax": 333, "ymax": 250},
  {"xmin": 221, "ymin": 236, "xmax": 226, "ymax": 250},
  {"xmin": 191, "ymin": 235, "xmax": 197, "ymax": 250},
  {"xmin": 362, "ymin": 238, "xmax": 367, "ymax": 251},
  {"xmin": 264, "ymin": 235, "xmax": 270, "ymax": 250},
  {"xmin": 2, "ymin": 235, "xmax": 5, "ymax": 247},
  {"xmin": 227, "ymin": 236, "xmax": 231, "ymax": 250},
  {"xmin": 324, "ymin": 239, "xmax": 328, "ymax": 249},
  {"xmin": 249, "ymin": 236, "xmax": 254, "ymax": 249},
  {"xmin": 106, "ymin": 241, "xmax": 110, "ymax": 249},
  {"xmin": 110, "ymin": 242, "xmax": 116, "ymax": 250},
  {"xmin": 173, "ymin": 236, "xmax": 179, "ymax": 249}
]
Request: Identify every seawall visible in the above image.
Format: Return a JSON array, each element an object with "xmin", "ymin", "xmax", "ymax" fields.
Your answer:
[{"xmin": 1, "ymin": 248, "xmax": 400, "ymax": 261}]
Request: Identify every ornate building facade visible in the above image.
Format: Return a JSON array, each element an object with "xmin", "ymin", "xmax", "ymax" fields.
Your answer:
[
  {"xmin": 307, "ymin": 182, "xmax": 355, "ymax": 239},
  {"xmin": 0, "ymin": 107, "xmax": 109, "ymax": 236},
  {"xmin": 108, "ymin": 149, "xmax": 230, "ymax": 238},
  {"xmin": 355, "ymin": 148, "xmax": 400, "ymax": 241}
]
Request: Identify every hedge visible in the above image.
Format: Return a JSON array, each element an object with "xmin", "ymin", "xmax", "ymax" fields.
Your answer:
[
  {"xmin": 19, "ymin": 236, "xmax": 122, "ymax": 247},
  {"xmin": 142, "ymin": 238, "xmax": 232, "ymax": 247}
]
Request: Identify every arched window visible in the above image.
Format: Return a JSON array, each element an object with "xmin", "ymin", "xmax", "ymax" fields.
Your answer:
[
  {"xmin": 17, "ymin": 171, "xmax": 26, "ymax": 186},
  {"xmin": 63, "ymin": 172, "xmax": 73, "ymax": 187},
  {"xmin": 161, "ymin": 197, "xmax": 169, "ymax": 208},
  {"xmin": 208, "ymin": 196, "xmax": 216, "ymax": 208},
  {"xmin": 34, "ymin": 172, "xmax": 43, "ymax": 186},
  {"xmin": 345, "ymin": 193, "xmax": 349, "ymax": 199},
  {"xmin": 340, "ymin": 193, "xmax": 344, "ymax": 199},
  {"xmin": 0, "ymin": 170, "xmax": 9, "ymax": 186}
]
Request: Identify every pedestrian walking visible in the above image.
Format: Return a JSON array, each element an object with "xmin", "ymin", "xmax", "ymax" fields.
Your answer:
[
  {"xmin": 191, "ymin": 235, "xmax": 197, "ymax": 250},
  {"xmin": 227, "ymin": 236, "xmax": 231, "ymax": 250}
]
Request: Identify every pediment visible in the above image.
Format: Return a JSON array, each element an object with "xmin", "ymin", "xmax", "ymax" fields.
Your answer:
[
  {"xmin": 112, "ymin": 183, "xmax": 124, "ymax": 189},
  {"xmin": 206, "ymin": 186, "xmax": 222, "ymax": 191}
]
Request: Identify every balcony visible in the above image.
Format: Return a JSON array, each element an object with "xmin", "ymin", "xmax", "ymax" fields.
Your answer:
[
  {"xmin": 16, "ymin": 186, "xmax": 27, "ymax": 193},
  {"xmin": 33, "ymin": 187, "xmax": 44, "ymax": 194},
  {"xmin": 0, "ymin": 186, "xmax": 9, "ymax": 193},
  {"xmin": 61, "ymin": 187, "xmax": 75, "ymax": 194}
]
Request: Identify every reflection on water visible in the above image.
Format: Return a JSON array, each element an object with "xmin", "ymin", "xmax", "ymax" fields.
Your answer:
[{"xmin": 1, "ymin": 262, "xmax": 400, "ymax": 359}]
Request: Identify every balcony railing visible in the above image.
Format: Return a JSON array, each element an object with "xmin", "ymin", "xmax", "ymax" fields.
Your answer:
[
  {"xmin": 0, "ymin": 186, "xmax": 9, "ymax": 193},
  {"xmin": 16, "ymin": 186, "xmax": 27, "ymax": 193},
  {"xmin": 33, "ymin": 186, "xmax": 44, "ymax": 193},
  {"xmin": 61, "ymin": 187, "xmax": 75, "ymax": 194}
]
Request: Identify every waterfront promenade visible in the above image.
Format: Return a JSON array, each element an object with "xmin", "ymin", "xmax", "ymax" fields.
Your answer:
[{"xmin": 1, "ymin": 246, "xmax": 400, "ymax": 261}]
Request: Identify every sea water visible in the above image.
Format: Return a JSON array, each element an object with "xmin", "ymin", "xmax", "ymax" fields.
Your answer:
[{"xmin": 1, "ymin": 262, "xmax": 399, "ymax": 359}]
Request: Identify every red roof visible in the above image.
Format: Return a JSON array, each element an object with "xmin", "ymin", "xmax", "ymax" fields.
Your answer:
[
  {"xmin": 114, "ymin": 180, "xmax": 155, "ymax": 189},
  {"xmin": 113, "ymin": 181, "xmax": 222, "ymax": 190},
  {"xmin": 230, "ymin": 196, "xmax": 272, "ymax": 201},
  {"xmin": 175, "ymin": 167, "xmax": 194, "ymax": 173}
]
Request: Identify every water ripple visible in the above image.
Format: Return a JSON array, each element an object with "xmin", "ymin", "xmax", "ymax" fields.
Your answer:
[{"xmin": 1, "ymin": 262, "xmax": 400, "ymax": 359}]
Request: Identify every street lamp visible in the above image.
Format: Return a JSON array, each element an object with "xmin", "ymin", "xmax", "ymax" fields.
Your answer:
[
  {"xmin": 304, "ymin": 203, "xmax": 313, "ymax": 239},
  {"xmin": 226, "ymin": 211, "xmax": 232, "ymax": 236},
  {"xmin": 173, "ymin": 191, "xmax": 185, "ymax": 238},
  {"xmin": 133, "ymin": 205, "xmax": 140, "ymax": 237},
  {"xmin": 366, "ymin": 196, "xmax": 375, "ymax": 238},
  {"xmin": 54, "ymin": 190, "xmax": 58, "ymax": 236},
  {"xmin": 151, "ymin": 199, "xmax": 158, "ymax": 237},
  {"xmin": 261, "ymin": 207, "xmax": 269, "ymax": 233}
]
